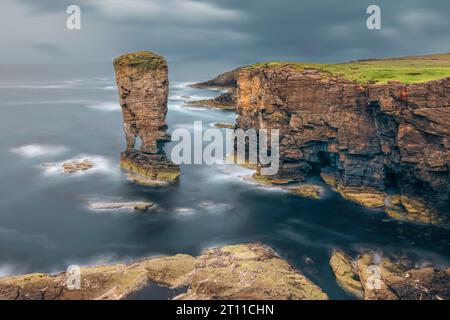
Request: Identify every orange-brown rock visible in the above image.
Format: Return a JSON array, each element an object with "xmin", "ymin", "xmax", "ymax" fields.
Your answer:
[
  {"xmin": 330, "ymin": 250, "xmax": 450, "ymax": 300},
  {"xmin": 113, "ymin": 51, "xmax": 179, "ymax": 185},
  {"xmin": 0, "ymin": 243, "xmax": 328, "ymax": 300},
  {"xmin": 234, "ymin": 64, "xmax": 450, "ymax": 225}
]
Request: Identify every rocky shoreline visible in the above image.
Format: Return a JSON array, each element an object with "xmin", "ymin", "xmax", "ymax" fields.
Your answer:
[
  {"xmin": 0, "ymin": 243, "xmax": 327, "ymax": 300},
  {"xmin": 1, "ymin": 243, "xmax": 448, "ymax": 300}
]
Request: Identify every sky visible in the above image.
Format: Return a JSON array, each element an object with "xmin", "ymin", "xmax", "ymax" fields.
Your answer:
[{"xmin": 1, "ymin": 0, "xmax": 450, "ymax": 81}]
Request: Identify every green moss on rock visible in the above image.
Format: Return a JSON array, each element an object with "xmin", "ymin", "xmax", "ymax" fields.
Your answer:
[{"xmin": 113, "ymin": 51, "xmax": 167, "ymax": 71}]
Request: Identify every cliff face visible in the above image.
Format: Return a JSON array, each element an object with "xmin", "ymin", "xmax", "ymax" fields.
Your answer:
[
  {"xmin": 235, "ymin": 65, "xmax": 450, "ymax": 225},
  {"xmin": 114, "ymin": 51, "xmax": 179, "ymax": 185}
]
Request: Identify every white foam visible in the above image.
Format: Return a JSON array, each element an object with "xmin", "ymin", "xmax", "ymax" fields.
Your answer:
[
  {"xmin": 11, "ymin": 144, "xmax": 69, "ymax": 158},
  {"xmin": 174, "ymin": 207, "xmax": 196, "ymax": 215},
  {"xmin": 171, "ymin": 82, "xmax": 195, "ymax": 89},
  {"xmin": 86, "ymin": 102, "xmax": 121, "ymax": 112},
  {"xmin": 103, "ymin": 86, "xmax": 117, "ymax": 91}
]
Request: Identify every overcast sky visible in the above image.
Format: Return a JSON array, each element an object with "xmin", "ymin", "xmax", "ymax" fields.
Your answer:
[{"xmin": 1, "ymin": 0, "xmax": 449, "ymax": 81}]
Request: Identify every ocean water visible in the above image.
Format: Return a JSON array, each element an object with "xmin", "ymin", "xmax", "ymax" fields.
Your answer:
[{"xmin": 0, "ymin": 76, "xmax": 449, "ymax": 299}]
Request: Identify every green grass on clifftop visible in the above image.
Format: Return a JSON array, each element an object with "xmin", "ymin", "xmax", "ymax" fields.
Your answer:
[
  {"xmin": 247, "ymin": 53, "xmax": 450, "ymax": 84},
  {"xmin": 113, "ymin": 51, "xmax": 167, "ymax": 70}
]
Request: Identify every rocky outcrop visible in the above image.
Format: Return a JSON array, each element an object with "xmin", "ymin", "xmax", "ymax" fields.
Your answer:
[
  {"xmin": 188, "ymin": 67, "xmax": 242, "ymax": 110},
  {"xmin": 329, "ymin": 250, "xmax": 364, "ymax": 299},
  {"xmin": 0, "ymin": 243, "xmax": 327, "ymax": 300},
  {"xmin": 113, "ymin": 51, "xmax": 179, "ymax": 186},
  {"xmin": 187, "ymin": 89, "xmax": 236, "ymax": 110},
  {"xmin": 190, "ymin": 67, "xmax": 243, "ymax": 89},
  {"xmin": 330, "ymin": 250, "xmax": 450, "ymax": 300},
  {"xmin": 234, "ymin": 58, "xmax": 450, "ymax": 225}
]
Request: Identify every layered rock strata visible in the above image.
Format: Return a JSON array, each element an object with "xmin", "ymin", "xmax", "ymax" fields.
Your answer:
[
  {"xmin": 330, "ymin": 250, "xmax": 450, "ymax": 300},
  {"xmin": 234, "ymin": 61, "xmax": 450, "ymax": 225},
  {"xmin": 113, "ymin": 51, "xmax": 179, "ymax": 186},
  {"xmin": 0, "ymin": 243, "xmax": 327, "ymax": 300}
]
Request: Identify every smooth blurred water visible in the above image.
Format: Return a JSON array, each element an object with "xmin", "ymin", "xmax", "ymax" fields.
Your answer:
[{"xmin": 0, "ymin": 76, "xmax": 449, "ymax": 299}]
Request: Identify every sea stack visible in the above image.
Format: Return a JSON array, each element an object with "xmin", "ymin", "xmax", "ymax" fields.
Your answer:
[{"xmin": 113, "ymin": 51, "xmax": 179, "ymax": 186}]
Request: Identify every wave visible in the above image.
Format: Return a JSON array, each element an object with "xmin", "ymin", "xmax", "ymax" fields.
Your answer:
[
  {"xmin": 86, "ymin": 102, "xmax": 121, "ymax": 112},
  {"xmin": 171, "ymin": 82, "xmax": 195, "ymax": 89},
  {"xmin": 10, "ymin": 144, "xmax": 69, "ymax": 158},
  {"xmin": 169, "ymin": 95, "xmax": 211, "ymax": 101}
]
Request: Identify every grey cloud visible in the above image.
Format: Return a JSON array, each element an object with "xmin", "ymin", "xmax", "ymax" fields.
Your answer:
[{"xmin": 8, "ymin": 0, "xmax": 450, "ymax": 81}]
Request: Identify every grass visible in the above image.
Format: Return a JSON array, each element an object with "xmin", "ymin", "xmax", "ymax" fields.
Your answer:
[
  {"xmin": 113, "ymin": 51, "xmax": 167, "ymax": 71},
  {"xmin": 246, "ymin": 53, "xmax": 450, "ymax": 85}
]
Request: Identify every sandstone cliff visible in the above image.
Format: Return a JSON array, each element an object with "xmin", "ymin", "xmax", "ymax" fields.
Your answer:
[
  {"xmin": 234, "ymin": 54, "xmax": 450, "ymax": 225},
  {"xmin": 114, "ymin": 51, "xmax": 179, "ymax": 186}
]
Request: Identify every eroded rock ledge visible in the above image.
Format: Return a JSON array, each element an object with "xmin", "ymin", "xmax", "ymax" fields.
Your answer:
[
  {"xmin": 0, "ymin": 243, "xmax": 327, "ymax": 300},
  {"xmin": 233, "ymin": 54, "xmax": 450, "ymax": 226},
  {"xmin": 113, "ymin": 51, "xmax": 180, "ymax": 186},
  {"xmin": 330, "ymin": 250, "xmax": 450, "ymax": 300}
]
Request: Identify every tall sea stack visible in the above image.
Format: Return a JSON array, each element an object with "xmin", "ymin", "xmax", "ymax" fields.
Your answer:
[{"xmin": 113, "ymin": 51, "xmax": 179, "ymax": 185}]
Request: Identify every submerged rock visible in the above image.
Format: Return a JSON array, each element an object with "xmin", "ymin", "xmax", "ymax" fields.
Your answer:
[
  {"xmin": 213, "ymin": 122, "xmax": 235, "ymax": 129},
  {"xmin": 0, "ymin": 243, "xmax": 327, "ymax": 300},
  {"xmin": 62, "ymin": 159, "xmax": 94, "ymax": 173},
  {"xmin": 290, "ymin": 184, "xmax": 323, "ymax": 200},
  {"xmin": 330, "ymin": 250, "xmax": 450, "ymax": 300},
  {"xmin": 89, "ymin": 202, "xmax": 154, "ymax": 211},
  {"xmin": 113, "ymin": 51, "xmax": 180, "ymax": 186}
]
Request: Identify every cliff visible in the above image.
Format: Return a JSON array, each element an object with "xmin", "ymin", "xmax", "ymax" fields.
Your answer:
[
  {"xmin": 0, "ymin": 243, "xmax": 327, "ymax": 300},
  {"xmin": 113, "ymin": 51, "xmax": 179, "ymax": 186},
  {"xmin": 234, "ymin": 54, "xmax": 450, "ymax": 225}
]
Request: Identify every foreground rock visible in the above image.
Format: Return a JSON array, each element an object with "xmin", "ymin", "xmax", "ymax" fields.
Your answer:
[
  {"xmin": 0, "ymin": 243, "xmax": 327, "ymax": 300},
  {"xmin": 234, "ymin": 54, "xmax": 450, "ymax": 226},
  {"xmin": 330, "ymin": 250, "xmax": 450, "ymax": 300},
  {"xmin": 113, "ymin": 51, "xmax": 180, "ymax": 186}
]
